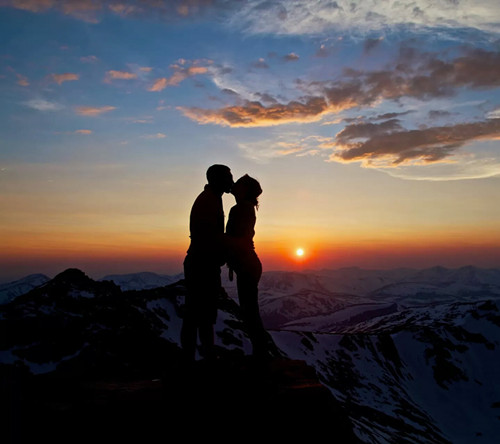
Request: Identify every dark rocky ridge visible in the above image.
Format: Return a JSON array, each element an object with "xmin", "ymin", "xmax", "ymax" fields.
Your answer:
[{"xmin": 1, "ymin": 268, "xmax": 359, "ymax": 443}]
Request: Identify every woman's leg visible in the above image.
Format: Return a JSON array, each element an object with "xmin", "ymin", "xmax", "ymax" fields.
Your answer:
[{"xmin": 237, "ymin": 271, "xmax": 268, "ymax": 356}]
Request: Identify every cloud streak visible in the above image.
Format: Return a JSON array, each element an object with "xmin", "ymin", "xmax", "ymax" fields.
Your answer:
[
  {"xmin": 104, "ymin": 70, "xmax": 137, "ymax": 82},
  {"xmin": 148, "ymin": 62, "xmax": 210, "ymax": 91},
  {"xmin": 16, "ymin": 73, "xmax": 29, "ymax": 86},
  {"xmin": 51, "ymin": 73, "xmax": 79, "ymax": 84},
  {"xmin": 74, "ymin": 105, "xmax": 116, "ymax": 116},
  {"xmin": 24, "ymin": 99, "xmax": 63, "ymax": 111}
]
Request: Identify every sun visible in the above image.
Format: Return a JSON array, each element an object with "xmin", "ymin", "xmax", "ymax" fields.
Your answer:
[{"xmin": 296, "ymin": 248, "xmax": 305, "ymax": 257}]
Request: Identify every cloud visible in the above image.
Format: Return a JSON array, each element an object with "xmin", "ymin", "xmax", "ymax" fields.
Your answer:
[
  {"xmin": 149, "ymin": 78, "xmax": 169, "ymax": 92},
  {"xmin": 284, "ymin": 52, "xmax": 300, "ymax": 61},
  {"xmin": 251, "ymin": 58, "xmax": 269, "ymax": 69},
  {"xmin": 24, "ymin": 99, "xmax": 63, "ymax": 111},
  {"xmin": 228, "ymin": 0, "xmax": 500, "ymax": 36},
  {"xmin": 3, "ymin": 0, "xmax": 499, "ymax": 39},
  {"xmin": 1, "ymin": 0, "xmax": 231, "ymax": 23},
  {"xmin": 2, "ymin": 0, "xmax": 103, "ymax": 22},
  {"xmin": 238, "ymin": 134, "xmax": 325, "ymax": 162},
  {"xmin": 2, "ymin": 0, "xmax": 54, "ymax": 13},
  {"xmin": 80, "ymin": 55, "xmax": 98, "ymax": 63},
  {"xmin": 377, "ymin": 154, "xmax": 500, "ymax": 181},
  {"xmin": 180, "ymin": 47, "xmax": 500, "ymax": 127},
  {"xmin": 178, "ymin": 96, "xmax": 330, "ymax": 127},
  {"xmin": 144, "ymin": 133, "xmax": 167, "ymax": 139},
  {"xmin": 329, "ymin": 118, "xmax": 500, "ymax": 167},
  {"xmin": 487, "ymin": 108, "xmax": 500, "ymax": 119},
  {"xmin": 16, "ymin": 73, "xmax": 29, "ymax": 86},
  {"xmin": 74, "ymin": 105, "xmax": 116, "ymax": 116},
  {"xmin": 55, "ymin": 129, "xmax": 93, "ymax": 135},
  {"xmin": 51, "ymin": 73, "xmax": 79, "ymax": 84},
  {"xmin": 148, "ymin": 63, "xmax": 209, "ymax": 91},
  {"xmin": 104, "ymin": 70, "xmax": 138, "ymax": 82}
]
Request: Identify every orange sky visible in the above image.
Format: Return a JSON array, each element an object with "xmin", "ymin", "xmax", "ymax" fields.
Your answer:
[{"xmin": 1, "ymin": 1, "xmax": 500, "ymax": 281}]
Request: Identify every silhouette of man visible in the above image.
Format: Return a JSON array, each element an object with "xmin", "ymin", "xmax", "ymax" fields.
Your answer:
[{"xmin": 181, "ymin": 164, "xmax": 234, "ymax": 362}]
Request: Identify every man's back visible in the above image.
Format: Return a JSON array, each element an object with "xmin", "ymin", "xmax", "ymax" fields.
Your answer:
[{"xmin": 187, "ymin": 184, "xmax": 225, "ymax": 263}]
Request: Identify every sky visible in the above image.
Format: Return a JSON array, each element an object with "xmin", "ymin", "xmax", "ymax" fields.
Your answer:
[{"xmin": 1, "ymin": 0, "xmax": 500, "ymax": 281}]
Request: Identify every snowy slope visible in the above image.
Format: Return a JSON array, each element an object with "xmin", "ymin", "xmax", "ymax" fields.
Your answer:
[
  {"xmin": 0, "ymin": 274, "xmax": 50, "ymax": 305},
  {"xmin": 100, "ymin": 271, "xmax": 183, "ymax": 291},
  {"xmin": 271, "ymin": 299, "xmax": 500, "ymax": 444},
  {"xmin": 256, "ymin": 266, "xmax": 500, "ymax": 330}
]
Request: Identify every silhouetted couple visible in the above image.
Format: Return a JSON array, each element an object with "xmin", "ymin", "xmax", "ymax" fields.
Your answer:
[{"xmin": 181, "ymin": 164, "xmax": 275, "ymax": 363}]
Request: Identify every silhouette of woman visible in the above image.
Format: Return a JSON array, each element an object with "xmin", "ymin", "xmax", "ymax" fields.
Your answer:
[{"xmin": 225, "ymin": 174, "xmax": 275, "ymax": 359}]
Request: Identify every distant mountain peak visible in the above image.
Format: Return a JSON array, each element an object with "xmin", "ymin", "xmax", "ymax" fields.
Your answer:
[{"xmin": 53, "ymin": 268, "xmax": 91, "ymax": 284}]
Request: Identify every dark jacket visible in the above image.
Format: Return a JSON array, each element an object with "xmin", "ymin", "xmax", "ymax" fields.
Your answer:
[
  {"xmin": 225, "ymin": 201, "xmax": 261, "ymax": 278},
  {"xmin": 186, "ymin": 184, "xmax": 226, "ymax": 265}
]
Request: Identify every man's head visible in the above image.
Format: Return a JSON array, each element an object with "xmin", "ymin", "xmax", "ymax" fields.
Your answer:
[{"xmin": 206, "ymin": 164, "xmax": 234, "ymax": 194}]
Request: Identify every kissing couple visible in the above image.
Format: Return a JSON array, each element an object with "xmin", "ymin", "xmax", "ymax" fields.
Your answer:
[{"xmin": 180, "ymin": 164, "xmax": 276, "ymax": 363}]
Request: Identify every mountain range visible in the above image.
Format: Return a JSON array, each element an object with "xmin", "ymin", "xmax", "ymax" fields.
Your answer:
[{"xmin": 2, "ymin": 265, "xmax": 500, "ymax": 443}]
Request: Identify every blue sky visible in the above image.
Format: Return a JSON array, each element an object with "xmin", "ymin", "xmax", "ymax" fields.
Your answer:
[{"xmin": 1, "ymin": 0, "xmax": 500, "ymax": 280}]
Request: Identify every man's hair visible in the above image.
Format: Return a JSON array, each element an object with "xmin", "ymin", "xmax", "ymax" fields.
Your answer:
[{"xmin": 206, "ymin": 164, "xmax": 231, "ymax": 185}]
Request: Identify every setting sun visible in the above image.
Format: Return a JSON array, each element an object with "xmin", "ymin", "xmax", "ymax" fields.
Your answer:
[{"xmin": 296, "ymin": 248, "xmax": 305, "ymax": 257}]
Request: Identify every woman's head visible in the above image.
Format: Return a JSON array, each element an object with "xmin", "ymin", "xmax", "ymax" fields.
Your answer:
[{"xmin": 232, "ymin": 174, "xmax": 262, "ymax": 207}]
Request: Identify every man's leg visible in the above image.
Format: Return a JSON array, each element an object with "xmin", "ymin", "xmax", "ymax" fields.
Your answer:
[
  {"xmin": 198, "ymin": 322, "xmax": 215, "ymax": 359},
  {"xmin": 180, "ymin": 313, "xmax": 197, "ymax": 362}
]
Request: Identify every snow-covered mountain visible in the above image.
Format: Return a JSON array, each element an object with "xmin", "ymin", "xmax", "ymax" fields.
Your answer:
[
  {"xmin": 2, "ymin": 265, "xmax": 500, "ymax": 443},
  {"xmin": 273, "ymin": 299, "xmax": 500, "ymax": 444},
  {"xmin": 0, "ymin": 274, "xmax": 49, "ymax": 305},
  {"xmin": 100, "ymin": 271, "xmax": 183, "ymax": 291},
  {"xmin": 256, "ymin": 266, "xmax": 500, "ymax": 331}
]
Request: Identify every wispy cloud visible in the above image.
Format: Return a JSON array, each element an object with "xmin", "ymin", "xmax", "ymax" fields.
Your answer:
[
  {"xmin": 51, "ymin": 73, "xmax": 79, "ymax": 84},
  {"xmin": 74, "ymin": 105, "xmax": 116, "ymax": 116},
  {"xmin": 16, "ymin": 73, "xmax": 29, "ymax": 86},
  {"xmin": 284, "ymin": 52, "xmax": 300, "ymax": 62},
  {"xmin": 149, "ymin": 78, "xmax": 169, "ymax": 92},
  {"xmin": 148, "ymin": 61, "xmax": 210, "ymax": 91},
  {"xmin": 6, "ymin": 0, "xmax": 101, "ymax": 22},
  {"xmin": 238, "ymin": 134, "xmax": 327, "ymax": 162},
  {"xmin": 228, "ymin": 0, "xmax": 500, "ymax": 36},
  {"xmin": 1, "ymin": 0, "xmax": 223, "ymax": 22},
  {"xmin": 24, "ymin": 99, "xmax": 63, "ymax": 111},
  {"xmin": 144, "ymin": 133, "xmax": 167, "ymax": 139},
  {"xmin": 55, "ymin": 129, "xmax": 93, "ymax": 135},
  {"xmin": 80, "ymin": 55, "xmax": 98, "ymax": 63},
  {"xmin": 251, "ymin": 58, "xmax": 269, "ymax": 69},
  {"xmin": 104, "ymin": 70, "xmax": 138, "ymax": 82}
]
